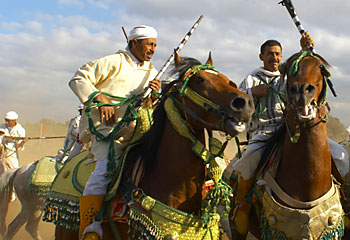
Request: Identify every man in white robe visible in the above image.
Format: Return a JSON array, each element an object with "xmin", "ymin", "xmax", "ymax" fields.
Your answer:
[
  {"xmin": 0, "ymin": 111, "xmax": 27, "ymax": 170},
  {"xmin": 69, "ymin": 25, "xmax": 161, "ymax": 239}
]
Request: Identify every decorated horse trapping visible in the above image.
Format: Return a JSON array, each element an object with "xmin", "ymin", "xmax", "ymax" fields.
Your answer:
[
  {"xmin": 127, "ymin": 195, "xmax": 222, "ymax": 240},
  {"xmin": 28, "ymin": 156, "xmax": 60, "ymax": 195},
  {"xmin": 43, "ymin": 151, "xmax": 92, "ymax": 231},
  {"xmin": 260, "ymin": 177, "xmax": 344, "ymax": 240}
]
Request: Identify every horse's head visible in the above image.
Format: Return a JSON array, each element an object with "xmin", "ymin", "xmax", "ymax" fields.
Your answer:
[
  {"xmin": 169, "ymin": 51, "xmax": 254, "ymax": 136},
  {"xmin": 281, "ymin": 51, "xmax": 331, "ymax": 123}
]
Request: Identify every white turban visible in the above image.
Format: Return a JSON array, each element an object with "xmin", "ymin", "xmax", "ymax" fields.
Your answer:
[
  {"xmin": 128, "ymin": 25, "xmax": 157, "ymax": 41},
  {"xmin": 77, "ymin": 103, "xmax": 84, "ymax": 110},
  {"xmin": 4, "ymin": 111, "xmax": 18, "ymax": 120}
]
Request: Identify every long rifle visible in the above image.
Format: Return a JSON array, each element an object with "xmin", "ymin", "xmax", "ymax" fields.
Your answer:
[
  {"xmin": 134, "ymin": 15, "xmax": 204, "ymax": 108},
  {"xmin": 279, "ymin": 0, "xmax": 337, "ymax": 97},
  {"xmin": 3, "ymin": 136, "xmax": 66, "ymax": 141}
]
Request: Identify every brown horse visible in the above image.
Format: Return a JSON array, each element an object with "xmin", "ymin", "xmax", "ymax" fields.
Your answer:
[
  {"xmin": 231, "ymin": 51, "xmax": 344, "ymax": 240},
  {"xmin": 54, "ymin": 52, "xmax": 254, "ymax": 239}
]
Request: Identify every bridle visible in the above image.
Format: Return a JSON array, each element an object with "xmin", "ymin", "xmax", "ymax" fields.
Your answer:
[
  {"xmin": 285, "ymin": 51, "xmax": 331, "ymax": 143},
  {"xmin": 169, "ymin": 64, "xmax": 236, "ymax": 134}
]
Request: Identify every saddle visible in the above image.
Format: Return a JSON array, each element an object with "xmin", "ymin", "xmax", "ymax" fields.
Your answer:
[{"xmin": 28, "ymin": 156, "xmax": 60, "ymax": 196}]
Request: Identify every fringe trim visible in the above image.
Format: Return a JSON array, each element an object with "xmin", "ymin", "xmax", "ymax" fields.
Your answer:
[{"xmin": 42, "ymin": 194, "xmax": 80, "ymax": 231}]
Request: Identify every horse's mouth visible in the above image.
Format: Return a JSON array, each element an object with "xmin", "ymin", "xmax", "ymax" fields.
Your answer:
[
  {"xmin": 225, "ymin": 120, "xmax": 246, "ymax": 136},
  {"xmin": 295, "ymin": 99, "xmax": 317, "ymax": 122}
]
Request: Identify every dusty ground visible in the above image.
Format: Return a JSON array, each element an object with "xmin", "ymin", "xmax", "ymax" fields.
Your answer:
[{"xmin": 6, "ymin": 138, "xmax": 62, "ymax": 240}]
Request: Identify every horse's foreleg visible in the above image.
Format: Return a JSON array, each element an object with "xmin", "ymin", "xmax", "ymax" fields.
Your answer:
[
  {"xmin": 4, "ymin": 209, "xmax": 27, "ymax": 240},
  {"xmin": 0, "ymin": 202, "xmax": 9, "ymax": 238},
  {"xmin": 25, "ymin": 209, "xmax": 43, "ymax": 240}
]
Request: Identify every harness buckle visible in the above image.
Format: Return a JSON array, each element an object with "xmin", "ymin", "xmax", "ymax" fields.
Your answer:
[{"xmin": 131, "ymin": 188, "xmax": 145, "ymax": 203}]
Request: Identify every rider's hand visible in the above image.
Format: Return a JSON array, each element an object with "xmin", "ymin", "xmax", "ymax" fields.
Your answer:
[
  {"xmin": 95, "ymin": 93, "xmax": 115, "ymax": 126},
  {"xmin": 251, "ymin": 85, "xmax": 269, "ymax": 97},
  {"xmin": 149, "ymin": 78, "xmax": 161, "ymax": 93},
  {"xmin": 300, "ymin": 32, "xmax": 315, "ymax": 51}
]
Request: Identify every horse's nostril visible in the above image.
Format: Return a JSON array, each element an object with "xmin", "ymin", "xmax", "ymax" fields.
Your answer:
[
  {"xmin": 232, "ymin": 97, "xmax": 246, "ymax": 110},
  {"xmin": 305, "ymin": 85, "xmax": 315, "ymax": 94}
]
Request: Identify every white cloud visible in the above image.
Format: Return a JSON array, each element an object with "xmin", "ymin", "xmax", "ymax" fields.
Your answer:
[
  {"xmin": 1, "ymin": 21, "xmax": 22, "ymax": 31},
  {"xmin": 1, "ymin": 0, "xmax": 350, "ymax": 125},
  {"xmin": 25, "ymin": 21, "xmax": 43, "ymax": 33},
  {"xmin": 58, "ymin": 0, "xmax": 84, "ymax": 8},
  {"xmin": 88, "ymin": 0, "xmax": 112, "ymax": 10}
]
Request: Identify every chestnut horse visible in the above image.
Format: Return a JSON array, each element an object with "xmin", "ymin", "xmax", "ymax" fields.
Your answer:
[
  {"xmin": 55, "ymin": 52, "xmax": 254, "ymax": 239},
  {"xmin": 231, "ymin": 51, "xmax": 344, "ymax": 240}
]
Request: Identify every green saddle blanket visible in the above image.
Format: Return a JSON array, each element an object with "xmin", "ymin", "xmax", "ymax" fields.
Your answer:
[
  {"xmin": 43, "ymin": 151, "xmax": 95, "ymax": 230},
  {"xmin": 43, "ymin": 108, "xmax": 154, "ymax": 231},
  {"xmin": 29, "ymin": 156, "xmax": 58, "ymax": 196}
]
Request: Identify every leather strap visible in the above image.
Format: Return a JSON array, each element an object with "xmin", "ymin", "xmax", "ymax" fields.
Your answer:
[{"xmin": 263, "ymin": 171, "xmax": 336, "ymax": 209}]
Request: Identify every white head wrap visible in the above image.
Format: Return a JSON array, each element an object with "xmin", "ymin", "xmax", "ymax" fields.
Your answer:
[
  {"xmin": 4, "ymin": 111, "xmax": 18, "ymax": 120},
  {"xmin": 128, "ymin": 25, "xmax": 157, "ymax": 41},
  {"xmin": 77, "ymin": 104, "xmax": 84, "ymax": 110}
]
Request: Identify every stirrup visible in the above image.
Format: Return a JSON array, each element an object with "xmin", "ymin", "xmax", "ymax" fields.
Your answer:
[{"xmin": 82, "ymin": 232, "xmax": 100, "ymax": 240}]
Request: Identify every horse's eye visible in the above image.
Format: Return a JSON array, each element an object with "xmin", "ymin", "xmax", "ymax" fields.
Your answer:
[{"xmin": 196, "ymin": 76, "xmax": 205, "ymax": 84}]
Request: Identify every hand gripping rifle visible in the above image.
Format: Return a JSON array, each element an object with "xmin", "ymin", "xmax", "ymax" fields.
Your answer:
[
  {"xmin": 279, "ymin": 0, "xmax": 337, "ymax": 97},
  {"xmin": 133, "ymin": 15, "xmax": 204, "ymax": 108}
]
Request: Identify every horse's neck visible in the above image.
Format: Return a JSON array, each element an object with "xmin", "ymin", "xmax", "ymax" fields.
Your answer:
[
  {"xmin": 276, "ymin": 114, "xmax": 332, "ymax": 201},
  {"xmin": 140, "ymin": 118, "xmax": 206, "ymax": 215}
]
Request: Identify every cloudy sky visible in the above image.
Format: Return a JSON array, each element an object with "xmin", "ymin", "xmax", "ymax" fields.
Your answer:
[{"xmin": 1, "ymin": 0, "xmax": 350, "ymax": 126}]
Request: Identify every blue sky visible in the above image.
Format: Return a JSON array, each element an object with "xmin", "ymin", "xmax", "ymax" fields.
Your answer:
[{"xmin": 1, "ymin": 0, "xmax": 350, "ymax": 127}]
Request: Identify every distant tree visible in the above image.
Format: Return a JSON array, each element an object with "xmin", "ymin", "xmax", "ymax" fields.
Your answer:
[{"xmin": 327, "ymin": 115, "xmax": 348, "ymax": 142}]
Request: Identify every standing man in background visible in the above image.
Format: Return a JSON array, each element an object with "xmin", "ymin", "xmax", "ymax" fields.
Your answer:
[
  {"xmin": 56, "ymin": 103, "xmax": 85, "ymax": 163},
  {"xmin": 0, "ymin": 111, "xmax": 27, "ymax": 170}
]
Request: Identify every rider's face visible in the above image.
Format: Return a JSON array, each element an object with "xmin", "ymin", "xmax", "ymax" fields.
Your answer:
[
  {"xmin": 5, "ymin": 119, "xmax": 17, "ymax": 128},
  {"xmin": 130, "ymin": 38, "xmax": 157, "ymax": 62},
  {"xmin": 259, "ymin": 45, "xmax": 282, "ymax": 72}
]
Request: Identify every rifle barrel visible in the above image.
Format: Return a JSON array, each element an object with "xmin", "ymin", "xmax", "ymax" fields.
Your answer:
[{"xmin": 3, "ymin": 136, "xmax": 66, "ymax": 140}]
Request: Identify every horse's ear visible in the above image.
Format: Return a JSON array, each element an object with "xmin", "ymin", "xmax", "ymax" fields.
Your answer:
[
  {"xmin": 205, "ymin": 51, "xmax": 213, "ymax": 65},
  {"xmin": 174, "ymin": 49, "xmax": 181, "ymax": 65}
]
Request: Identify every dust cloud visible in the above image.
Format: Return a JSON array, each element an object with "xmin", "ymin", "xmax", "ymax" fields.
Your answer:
[{"xmin": 7, "ymin": 137, "xmax": 63, "ymax": 240}]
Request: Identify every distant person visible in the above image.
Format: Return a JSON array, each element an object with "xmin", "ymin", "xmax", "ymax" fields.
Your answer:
[
  {"xmin": 0, "ymin": 111, "xmax": 27, "ymax": 170},
  {"xmin": 56, "ymin": 104, "xmax": 85, "ymax": 163},
  {"xmin": 346, "ymin": 125, "xmax": 350, "ymax": 141}
]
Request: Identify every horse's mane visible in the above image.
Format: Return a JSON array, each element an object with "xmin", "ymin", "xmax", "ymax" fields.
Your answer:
[
  {"xmin": 126, "ymin": 57, "xmax": 202, "ymax": 172},
  {"xmin": 281, "ymin": 51, "xmax": 331, "ymax": 74}
]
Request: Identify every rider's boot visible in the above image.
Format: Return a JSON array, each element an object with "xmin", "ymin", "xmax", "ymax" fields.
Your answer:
[
  {"xmin": 233, "ymin": 175, "xmax": 254, "ymax": 236},
  {"xmin": 79, "ymin": 195, "xmax": 104, "ymax": 240}
]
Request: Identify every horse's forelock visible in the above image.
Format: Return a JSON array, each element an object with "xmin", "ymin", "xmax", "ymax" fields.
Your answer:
[
  {"xmin": 284, "ymin": 51, "xmax": 331, "ymax": 75},
  {"xmin": 170, "ymin": 57, "xmax": 202, "ymax": 81}
]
